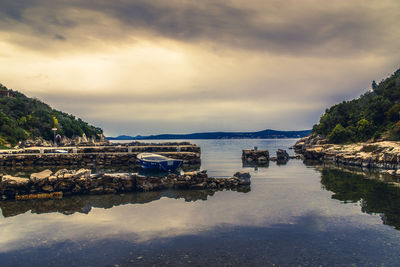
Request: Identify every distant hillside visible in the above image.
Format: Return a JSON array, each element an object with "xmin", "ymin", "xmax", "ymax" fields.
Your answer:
[
  {"xmin": 313, "ymin": 68, "xmax": 400, "ymax": 143},
  {"xmin": 108, "ymin": 129, "xmax": 312, "ymax": 140},
  {"xmin": 0, "ymin": 83, "xmax": 102, "ymax": 146}
]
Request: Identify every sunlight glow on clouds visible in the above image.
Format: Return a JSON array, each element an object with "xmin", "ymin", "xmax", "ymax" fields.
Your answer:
[{"xmin": 0, "ymin": 0, "xmax": 399, "ymax": 135}]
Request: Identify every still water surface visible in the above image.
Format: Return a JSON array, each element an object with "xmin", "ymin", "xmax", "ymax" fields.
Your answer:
[{"xmin": 1, "ymin": 139, "xmax": 400, "ymax": 266}]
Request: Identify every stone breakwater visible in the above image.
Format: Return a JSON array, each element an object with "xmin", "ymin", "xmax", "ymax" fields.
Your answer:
[
  {"xmin": 0, "ymin": 151, "xmax": 200, "ymax": 168},
  {"xmin": 0, "ymin": 169, "xmax": 251, "ymax": 200},
  {"xmin": 294, "ymin": 134, "xmax": 400, "ymax": 175},
  {"xmin": 0, "ymin": 143, "xmax": 201, "ymax": 167},
  {"xmin": 3, "ymin": 143, "xmax": 201, "ymax": 155}
]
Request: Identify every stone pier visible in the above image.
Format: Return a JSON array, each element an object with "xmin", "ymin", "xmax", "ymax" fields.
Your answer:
[
  {"xmin": 0, "ymin": 143, "xmax": 201, "ymax": 168},
  {"xmin": 0, "ymin": 169, "xmax": 251, "ymax": 200}
]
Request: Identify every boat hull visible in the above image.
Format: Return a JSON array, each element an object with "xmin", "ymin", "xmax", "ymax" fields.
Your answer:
[{"xmin": 137, "ymin": 158, "xmax": 182, "ymax": 171}]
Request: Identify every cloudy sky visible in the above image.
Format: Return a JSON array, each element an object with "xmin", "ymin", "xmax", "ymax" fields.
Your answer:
[{"xmin": 0, "ymin": 0, "xmax": 399, "ymax": 136}]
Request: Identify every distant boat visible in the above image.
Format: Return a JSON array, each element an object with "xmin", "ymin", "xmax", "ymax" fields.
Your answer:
[
  {"xmin": 54, "ymin": 149, "xmax": 68, "ymax": 153},
  {"xmin": 137, "ymin": 153, "xmax": 182, "ymax": 171}
]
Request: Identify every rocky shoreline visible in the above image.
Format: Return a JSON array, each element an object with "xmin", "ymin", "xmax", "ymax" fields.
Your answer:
[
  {"xmin": 0, "ymin": 169, "xmax": 251, "ymax": 200},
  {"xmin": 294, "ymin": 134, "xmax": 400, "ymax": 176}
]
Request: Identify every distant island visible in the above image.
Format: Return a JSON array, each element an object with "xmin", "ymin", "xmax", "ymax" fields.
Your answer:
[{"xmin": 107, "ymin": 129, "xmax": 312, "ymax": 140}]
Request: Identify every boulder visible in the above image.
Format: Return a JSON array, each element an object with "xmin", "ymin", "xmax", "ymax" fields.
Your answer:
[
  {"xmin": 242, "ymin": 149, "xmax": 269, "ymax": 163},
  {"xmin": 233, "ymin": 171, "xmax": 251, "ymax": 179},
  {"xmin": 1, "ymin": 175, "xmax": 30, "ymax": 187},
  {"xmin": 75, "ymin": 169, "xmax": 91, "ymax": 179},
  {"xmin": 276, "ymin": 149, "xmax": 289, "ymax": 164},
  {"xmin": 30, "ymin": 169, "xmax": 53, "ymax": 184},
  {"xmin": 233, "ymin": 171, "xmax": 251, "ymax": 185}
]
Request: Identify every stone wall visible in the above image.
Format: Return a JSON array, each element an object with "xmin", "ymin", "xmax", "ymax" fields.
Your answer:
[
  {"xmin": 0, "ymin": 169, "xmax": 251, "ymax": 200},
  {"xmin": 0, "ymin": 151, "xmax": 200, "ymax": 167},
  {"xmin": 2, "ymin": 144, "xmax": 201, "ymax": 155}
]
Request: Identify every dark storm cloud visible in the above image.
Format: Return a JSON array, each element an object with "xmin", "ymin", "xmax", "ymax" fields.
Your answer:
[
  {"xmin": 0, "ymin": 0, "xmax": 33, "ymax": 21},
  {"xmin": 0, "ymin": 0, "xmax": 397, "ymax": 55}
]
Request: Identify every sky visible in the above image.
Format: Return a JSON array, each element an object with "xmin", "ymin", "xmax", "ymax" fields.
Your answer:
[{"xmin": 0, "ymin": 0, "xmax": 399, "ymax": 136}]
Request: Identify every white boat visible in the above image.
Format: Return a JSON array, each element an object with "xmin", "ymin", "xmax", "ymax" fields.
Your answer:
[{"xmin": 137, "ymin": 153, "xmax": 183, "ymax": 171}]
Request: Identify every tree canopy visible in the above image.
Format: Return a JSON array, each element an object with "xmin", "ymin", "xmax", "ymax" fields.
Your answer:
[{"xmin": 313, "ymin": 68, "xmax": 400, "ymax": 143}]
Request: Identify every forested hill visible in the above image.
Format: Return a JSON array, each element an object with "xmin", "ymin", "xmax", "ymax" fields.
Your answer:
[
  {"xmin": 0, "ymin": 83, "xmax": 102, "ymax": 146},
  {"xmin": 313, "ymin": 68, "xmax": 400, "ymax": 143}
]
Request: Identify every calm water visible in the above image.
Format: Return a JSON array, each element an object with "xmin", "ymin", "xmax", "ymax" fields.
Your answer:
[{"xmin": 1, "ymin": 139, "xmax": 400, "ymax": 266}]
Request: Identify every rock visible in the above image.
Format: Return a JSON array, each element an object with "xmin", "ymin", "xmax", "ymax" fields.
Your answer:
[
  {"xmin": 1, "ymin": 175, "xmax": 30, "ymax": 187},
  {"xmin": 42, "ymin": 185, "xmax": 54, "ymax": 192},
  {"xmin": 90, "ymin": 187, "xmax": 104, "ymax": 194},
  {"xmin": 57, "ymin": 181, "xmax": 73, "ymax": 190},
  {"xmin": 233, "ymin": 171, "xmax": 251, "ymax": 179},
  {"xmin": 242, "ymin": 149, "xmax": 269, "ymax": 163},
  {"xmin": 208, "ymin": 182, "xmax": 217, "ymax": 189},
  {"xmin": 233, "ymin": 171, "xmax": 251, "ymax": 185},
  {"xmin": 257, "ymin": 156, "xmax": 268, "ymax": 163},
  {"xmin": 30, "ymin": 169, "xmax": 53, "ymax": 183},
  {"xmin": 81, "ymin": 133, "xmax": 88, "ymax": 143},
  {"xmin": 48, "ymin": 176, "xmax": 58, "ymax": 183},
  {"xmin": 103, "ymin": 188, "xmax": 117, "ymax": 194},
  {"xmin": 63, "ymin": 173, "xmax": 74, "ymax": 179},
  {"xmin": 75, "ymin": 169, "xmax": 91, "ymax": 178},
  {"xmin": 190, "ymin": 182, "xmax": 207, "ymax": 190},
  {"xmin": 276, "ymin": 149, "xmax": 289, "ymax": 161}
]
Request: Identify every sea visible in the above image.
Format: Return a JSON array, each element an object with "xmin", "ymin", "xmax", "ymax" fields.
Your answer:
[{"xmin": 1, "ymin": 139, "xmax": 400, "ymax": 266}]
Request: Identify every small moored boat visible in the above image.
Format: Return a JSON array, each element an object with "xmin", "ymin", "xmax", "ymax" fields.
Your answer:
[{"xmin": 137, "ymin": 153, "xmax": 183, "ymax": 171}]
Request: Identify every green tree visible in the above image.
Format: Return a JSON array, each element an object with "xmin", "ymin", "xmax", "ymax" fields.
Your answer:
[
  {"xmin": 328, "ymin": 124, "xmax": 354, "ymax": 144},
  {"xmin": 386, "ymin": 104, "xmax": 400, "ymax": 122},
  {"xmin": 372, "ymin": 80, "xmax": 378, "ymax": 90},
  {"xmin": 356, "ymin": 118, "xmax": 374, "ymax": 141}
]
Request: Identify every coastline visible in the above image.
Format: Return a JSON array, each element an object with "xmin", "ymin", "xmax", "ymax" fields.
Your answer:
[{"xmin": 294, "ymin": 134, "xmax": 400, "ymax": 176}]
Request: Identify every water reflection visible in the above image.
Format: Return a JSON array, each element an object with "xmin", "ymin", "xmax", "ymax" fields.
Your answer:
[
  {"xmin": 242, "ymin": 161, "xmax": 269, "ymax": 171},
  {"xmin": 0, "ymin": 187, "xmax": 250, "ymax": 218},
  {"xmin": 319, "ymin": 167, "xmax": 400, "ymax": 229},
  {"xmin": 3, "ymin": 139, "xmax": 400, "ymax": 266}
]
